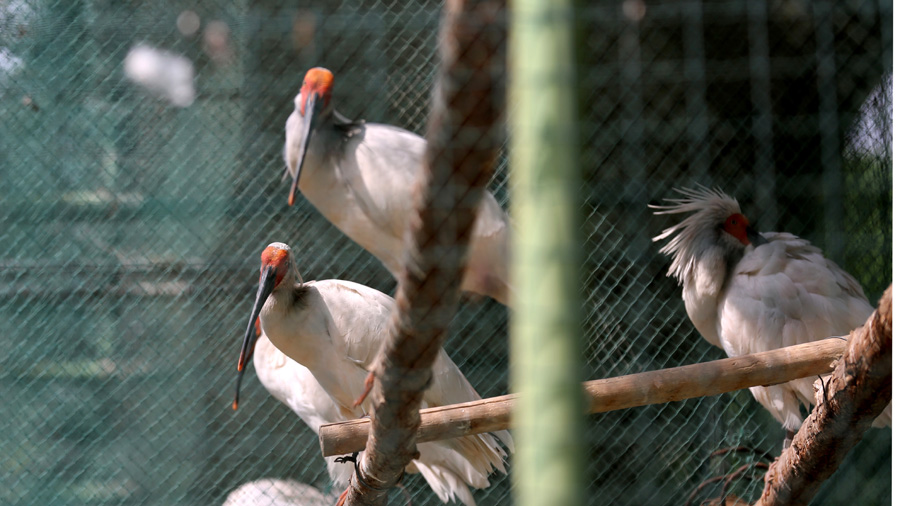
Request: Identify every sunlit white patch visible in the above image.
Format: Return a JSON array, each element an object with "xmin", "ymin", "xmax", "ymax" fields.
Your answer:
[{"xmin": 124, "ymin": 44, "xmax": 195, "ymax": 107}]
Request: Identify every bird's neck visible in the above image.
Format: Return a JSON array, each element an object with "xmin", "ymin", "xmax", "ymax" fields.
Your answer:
[
  {"xmin": 260, "ymin": 283, "xmax": 329, "ymax": 368},
  {"xmin": 266, "ymin": 282, "xmax": 298, "ymax": 315}
]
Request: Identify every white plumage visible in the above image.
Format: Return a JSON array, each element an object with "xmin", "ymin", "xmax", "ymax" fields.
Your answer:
[
  {"xmin": 236, "ymin": 242, "xmax": 513, "ymax": 506},
  {"xmin": 653, "ymin": 186, "xmax": 891, "ymax": 431},
  {"xmin": 283, "ymin": 67, "xmax": 510, "ymax": 306},
  {"xmin": 223, "ymin": 478, "xmax": 336, "ymax": 506},
  {"xmin": 250, "ymin": 331, "xmax": 354, "ymax": 488}
]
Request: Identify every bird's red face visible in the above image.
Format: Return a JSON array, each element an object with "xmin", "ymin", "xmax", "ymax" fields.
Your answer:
[
  {"xmin": 299, "ymin": 67, "xmax": 334, "ymax": 116},
  {"xmin": 260, "ymin": 244, "xmax": 291, "ymax": 288},
  {"xmin": 723, "ymin": 213, "xmax": 751, "ymax": 246},
  {"xmin": 287, "ymin": 67, "xmax": 335, "ymax": 207}
]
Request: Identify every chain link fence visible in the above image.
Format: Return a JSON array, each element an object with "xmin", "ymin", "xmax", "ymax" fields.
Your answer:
[{"xmin": 1, "ymin": 0, "xmax": 890, "ymax": 505}]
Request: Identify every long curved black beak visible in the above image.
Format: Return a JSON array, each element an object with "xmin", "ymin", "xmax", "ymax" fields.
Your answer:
[
  {"xmin": 748, "ymin": 227, "xmax": 768, "ymax": 247},
  {"xmin": 233, "ymin": 265, "xmax": 278, "ymax": 410},
  {"xmin": 287, "ymin": 92, "xmax": 321, "ymax": 207}
]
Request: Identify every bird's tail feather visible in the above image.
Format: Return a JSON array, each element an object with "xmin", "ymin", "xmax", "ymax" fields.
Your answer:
[
  {"xmin": 407, "ymin": 430, "xmax": 512, "ymax": 504},
  {"xmin": 413, "ymin": 460, "xmax": 478, "ymax": 506}
]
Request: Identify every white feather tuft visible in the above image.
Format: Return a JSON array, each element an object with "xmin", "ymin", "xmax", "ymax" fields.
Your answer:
[
  {"xmin": 649, "ymin": 186, "xmax": 743, "ymax": 285},
  {"xmin": 652, "ymin": 185, "xmax": 891, "ymax": 431}
]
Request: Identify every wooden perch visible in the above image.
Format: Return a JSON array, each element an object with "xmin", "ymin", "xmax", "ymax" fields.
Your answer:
[
  {"xmin": 343, "ymin": 1, "xmax": 505, "ymax": 505},
  {"xmin": 754, "ymin": 285, "xmax": 892, "ymax": 506},
  {"xmin": 321, "ymin": 337, "xmax": 848, "ymax": 457}
]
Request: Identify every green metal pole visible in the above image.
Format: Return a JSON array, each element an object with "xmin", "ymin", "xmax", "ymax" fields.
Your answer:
[{"xmin": 510, "ymin": 0, "xmax": 584, "ymax": 504}]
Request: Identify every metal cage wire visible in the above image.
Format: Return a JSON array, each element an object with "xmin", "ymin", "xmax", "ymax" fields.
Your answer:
[{"xmin": 0, "ymin": 0, "xmax": 890, "ymax": 505}]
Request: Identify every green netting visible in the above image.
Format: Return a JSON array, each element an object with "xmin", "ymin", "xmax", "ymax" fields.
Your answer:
[{"xmin": 0, "ymin": 1, "xmax": 890, "ymax": 505}]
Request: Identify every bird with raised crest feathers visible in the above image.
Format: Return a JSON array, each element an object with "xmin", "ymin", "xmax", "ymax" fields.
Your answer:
[
  {"xmin": 234, "ymin": 242, "xmax": 514, "ymax": 506},
  {"xmin": 652, "ymin": 186, "xmax": 891, "ymax": 436},
  {"xmin": 283, "ymin": 67, "xmax": 511, "ymax": 306}
]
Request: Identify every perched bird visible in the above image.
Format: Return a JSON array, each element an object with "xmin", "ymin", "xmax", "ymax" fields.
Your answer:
[
  {"xmin": 235, "ymin": 242, "xmax": 513, "ymax": 506},
  {"xmin": 236, "ymin": 322, "xmax": 354, "ymax": 488},
  {"xmin": 283, "ymin": 67, "xmax": 510, "ymax": 306},
  {"xmin": 652, "ymin": 186, "xmax": 891, "ymax": 435}
]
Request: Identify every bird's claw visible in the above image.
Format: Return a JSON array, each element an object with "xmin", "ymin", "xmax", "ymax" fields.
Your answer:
[{"xmin": 335, "ymin": 452, "xmax": 359, "ymax": 465}]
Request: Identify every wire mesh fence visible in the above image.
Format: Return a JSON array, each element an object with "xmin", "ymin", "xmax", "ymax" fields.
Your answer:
[{"xmin": 0, "ymin": 1, "xmax": 890, "ymax": 505}]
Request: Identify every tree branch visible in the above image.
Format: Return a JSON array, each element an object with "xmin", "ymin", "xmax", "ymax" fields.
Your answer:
[
  {"xmin": 344, "ymin": 1, "xmax": 505, "ymax": 504},
  {"xmin": 321, "ymin": 338, "xmax": 848, "ymax": 456},
  {"xmin": 754, "ymin": 284, "xmax": 892, "ymax": 506}
]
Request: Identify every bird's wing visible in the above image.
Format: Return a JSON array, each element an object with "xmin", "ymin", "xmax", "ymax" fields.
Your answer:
[
  {"xmin": 319, "ymin": 278, "xmax": 490, "ymax": 407},
  {"xmin": 253, "ymin": 333, "xmax": 343, "ymax": 431},
  {"xmin": 718, "ymin": 233, "xmax": 874, "ymax": 357},
  {"xmin": 425, "ymin": 349, "xmax": 515, "ymax": 449},
  {"xmin": 472, "ymin": 191, "xmax": 509, "ymax": 239},
  {"xmin": 316, "ymin": 278, "xmax": 515, "ymax": 484},
  {"xmin": 337, "ymin": 123, "xmax": 425, "ymax": 238},
  {"xmin": 317, "ymin": 279, "xmax": 394, "ymax": 368},
  {"xmin": 463, "ymin": 194, "xmax": 512, "ymax": 303},
  {"xmin": 423, "ymin": 351, "xmax": 484, "ymax": 408}
]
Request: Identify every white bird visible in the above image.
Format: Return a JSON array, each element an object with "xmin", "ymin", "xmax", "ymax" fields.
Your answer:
[
  {"xmin": 234, "ymin": 242, "xmax": 514, "ymax": 506},
  {"xmin": 222, "ymin": 478, "xmax": 336, "ymax": 506},
  {"xmin": 652, "ymin": 186, "xmax": 891, "ymax": 434},
  {"xmin": 232, "ymin": 321, "xmax": 354, "ymax": 489},
  {"xmin": 283, "ymin": 67, "xmax": 511, "ymax": 306}
]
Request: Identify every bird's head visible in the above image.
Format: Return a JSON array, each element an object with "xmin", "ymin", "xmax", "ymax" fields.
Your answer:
[
  {"xmin": 233, "ymin": 242, "xmax": 297, "ymax": 410},
  {"xmin": 297, "ymin": 67, "xmax": 334, "ymax": 116},
  {"xmin": 285, "ymin": 67, "xmax": 336, "ymax": 207},
  {"xmin": 258, "ymin": 242, "xmax": 294, "ymax": 289},
  {"xmin": 722, "ymin": 213, "xmax": 758, "ymax": 247},
  {"xmin": 650, "ymin": 186, "xmax": 767, "ymax": 284}
]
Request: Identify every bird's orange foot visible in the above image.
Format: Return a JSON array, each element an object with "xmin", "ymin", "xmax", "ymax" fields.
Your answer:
[
  {"xmin": 352, "ymin": 371, "xmax": 375, "ymax": 408},
  {"xmin": 335, "ymin": 486, "xmax": 349, "ymax": 506}
]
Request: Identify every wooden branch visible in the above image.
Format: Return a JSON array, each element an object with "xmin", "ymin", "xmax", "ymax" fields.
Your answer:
[
  {"xmin": 321, "ymin": 338, "xmax": 848, "ymax": 456},
  {"xmin": 344, "ymin": 1, "xmax": 505, "ymax": 505},
  {"xmin": 755, "ymin": 285, "xmax": 892, "ymax": 506}
]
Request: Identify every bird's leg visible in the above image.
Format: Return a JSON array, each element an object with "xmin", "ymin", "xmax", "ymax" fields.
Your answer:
[
  {"xmin": 335, "ymin": 487, "xmax": 349, "ymax": 506},
  {"xmin": 334, "ymin": 448, "xmax": 404, "ymax": 506},
  {"xmin": 335, "ymin": 452, "xmax": 359, "ymax": 465},
  {"xmin": 352, "ymin": 371, "xmax": 375, "ymax": 408},
  {"xmin": 333, "ymin": 453, "xmax": 357, "ymax": 506}
]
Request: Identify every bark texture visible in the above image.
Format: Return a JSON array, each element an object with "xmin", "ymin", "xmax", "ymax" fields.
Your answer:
[
  {"xmin": 344, "ymin": 1, "xmax": 505, "ymax": 504},
  {"xmin": 754, "ymin": 285, "xmax": 892, "ymax": 506},
  {"xmin": 321, "ymin": 338, "xmax": 848, "ymax": 456}
]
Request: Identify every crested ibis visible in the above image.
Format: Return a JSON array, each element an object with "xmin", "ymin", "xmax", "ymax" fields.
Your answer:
[
  {"xmin": 233, "ymin": 321, "xmax": 354, "ymax": 488},
  {"xmin": 283, "ymin": 67, "xmax": 510, "ymax": 306},
  {"xmin": 652, "ymin": 186, "xmax": 891, "ymax": 436},
  {"xmin": 235, "ymin": 242, "xmax": 514, "ymax": 506}
]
